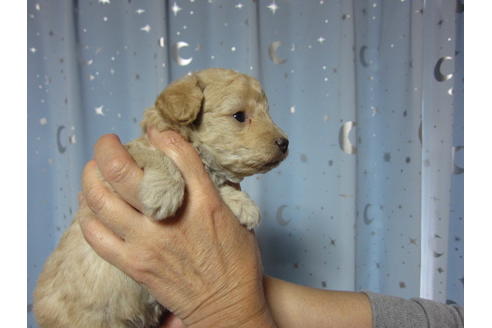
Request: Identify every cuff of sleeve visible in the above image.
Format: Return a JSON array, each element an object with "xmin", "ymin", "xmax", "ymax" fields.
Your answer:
[
  {"xmin": 363, "ymin": 291, "xmax": 428, "ymax": 328},
  {"xmin": 363, "ymin": 291, "xmax": 464, "ymax": 328}
]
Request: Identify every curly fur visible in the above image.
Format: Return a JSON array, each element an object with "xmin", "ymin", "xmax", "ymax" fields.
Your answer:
[{"xmin": 33, "ymin": 68, "xmax": 288, "ymax": 328}]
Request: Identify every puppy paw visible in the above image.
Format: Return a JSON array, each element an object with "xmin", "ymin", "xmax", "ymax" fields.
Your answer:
[
  {"xmin": 236, "ymin": 201, "xmax": 261, "ymax": 230},
  {"xmin": 219, "ymin": 186, "xmax": 261, "ymax": 230},
  {"xmin": 139, "ymin": 169, "xmax": 185, "ymax": 220}
]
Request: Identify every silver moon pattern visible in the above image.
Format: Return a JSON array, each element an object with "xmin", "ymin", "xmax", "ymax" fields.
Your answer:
[
  {"xmin": 363, "ymin": 203, "xmax": 374, "ymax": 225},
  {"xmin": 172, "ymin": 41, "xmax": 192, "ymax": 66},
  {"xmin": 56, "ymin": 125, "xmax": 66, "ymax": 154},
  {"xmin": 269, "ymin": 41, "xmax": 287, "ymax": 64},
  {"xmin": 276, "ymin": 205, "xmax": 291, "ymax": 226},
  {"xmin": 434, "ymin": 56, "xmax": 454, "ymax": 82},
  {"xmin": 339, "ymin": 121, "xmax": 357, "ymax": 154}
]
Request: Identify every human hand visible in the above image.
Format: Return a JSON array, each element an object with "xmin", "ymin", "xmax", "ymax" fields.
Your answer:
[{"xmin": 79, "ymin": 129, "xmax": 276, "ymax": 328}]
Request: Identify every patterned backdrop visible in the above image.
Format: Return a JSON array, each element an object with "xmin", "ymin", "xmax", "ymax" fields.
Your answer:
[{"xmin": 27, "ymin": 0, "xmax": 464, "ymax": 326}]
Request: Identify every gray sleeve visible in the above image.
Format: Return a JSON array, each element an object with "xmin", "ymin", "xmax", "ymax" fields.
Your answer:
[{"xmin": 364, "ymin": 292, "xmax": 464, "ymax": 328}]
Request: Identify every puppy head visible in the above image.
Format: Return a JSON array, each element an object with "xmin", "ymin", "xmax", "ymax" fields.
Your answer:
[{"xmin": 142, "ymin": 68, "xmax": 288, "ymax": 180}]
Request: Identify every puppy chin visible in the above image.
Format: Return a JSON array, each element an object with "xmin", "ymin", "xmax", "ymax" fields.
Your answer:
[{"xmin": 258, "ymin": 152, "xmax": 288, "ymax": 173}]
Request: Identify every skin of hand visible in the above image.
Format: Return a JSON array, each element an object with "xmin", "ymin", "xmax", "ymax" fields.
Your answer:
[{"xmin": 79, "ymin": 129, "xmax": 277, "ymax": 328}]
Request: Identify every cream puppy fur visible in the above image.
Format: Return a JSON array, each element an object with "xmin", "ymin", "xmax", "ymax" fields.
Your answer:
[{"xmin": 33, "ymin": 68, "xmax": 289, "ymax": 328}]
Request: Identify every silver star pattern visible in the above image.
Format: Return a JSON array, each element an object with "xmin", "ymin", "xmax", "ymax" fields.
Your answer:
[
  {"xmin": 267, "ymin": 1, "xmax": 279, "ymax": 14},
  {"xmin": 171, "ymin": 2, "xmax": 182, "ymax": 16},
  {"xmin": 95, "ymin": 106, "xmax": 105, "ymax": 116}
]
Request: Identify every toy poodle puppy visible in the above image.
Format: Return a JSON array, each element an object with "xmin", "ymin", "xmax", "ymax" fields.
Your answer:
[{"xmin": 33, "ymin": 68, "xmax": 289, "ymax": 328}]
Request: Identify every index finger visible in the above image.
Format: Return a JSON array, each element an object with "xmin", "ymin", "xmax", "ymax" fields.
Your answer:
[{"xmin": 147, "ymin": 128, "xmax": 216, "ymax": 195}]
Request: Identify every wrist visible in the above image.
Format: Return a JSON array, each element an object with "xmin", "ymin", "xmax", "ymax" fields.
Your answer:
[{"xmin": 184, "ymin": 278, "xmax": 276, "ymax": 328}]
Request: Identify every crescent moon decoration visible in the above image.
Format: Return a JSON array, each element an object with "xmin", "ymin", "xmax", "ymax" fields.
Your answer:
[
  {"xmin": 275, "ymin": 205, "xmax": 291, "ymax": 226},
  {"xmin": 434, "ymin": 56, "xmax": 454, "ymax": 82},
  {"xmin": 363, "ymin": 203, "xmax": 374, "ymax": 225},
  {"xmin": 57, "ymin": 125, "xmax": 67, "ymax": 154},
  {"xmin": 269, "ymin": 41, "xmax": 287, "ymax": 64},
  {"xmin": 339, "ymin": 121, "xmax": 357, "ymax": 154},
  {"xmin": 418, "ymin": 121, "xmax": 422, "ymax": 145},
  {"xmin": 172, "ymin": 42, "xmax": 192, "ymax": 66},
  {"xmin": 452, "ymin": 146, "xmax": 464, "ymax": 174},
  {"xmin": 360, "ymin": 45, "xmax": 369, "ymax": 68}
]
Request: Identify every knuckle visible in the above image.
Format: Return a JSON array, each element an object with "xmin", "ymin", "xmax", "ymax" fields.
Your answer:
[
  {"xmin": 79, "ymin": 217, "xmax": 100, "ymax": 247},
  {"xmin": 84, "ymin": 185, "xmax": 106, "ymax": 214},
  {"xmin": 129, "ymin": 252, "xmax": 155, "ymax": 284},
  {"xmin": 203, "ymin": 196, "xmax": 225, "ymax": 219},
  {"xmin": 104, "ymin": 157, "xmax": 131, "ymax": 183}
]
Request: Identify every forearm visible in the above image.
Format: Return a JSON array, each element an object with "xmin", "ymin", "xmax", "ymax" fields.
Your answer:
[{"xmin": 263, "ymin": 276, "xmax": 372, "ymax": 328}]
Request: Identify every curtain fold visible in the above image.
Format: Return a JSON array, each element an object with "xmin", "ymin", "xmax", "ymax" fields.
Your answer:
[{"xmin": 28, "ymin": 1, "xmax": 464, "ymax": 326}]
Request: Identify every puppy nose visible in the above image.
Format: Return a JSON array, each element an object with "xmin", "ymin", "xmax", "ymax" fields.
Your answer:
[{"xmin": 275, "ymin": 138, "xmax": 289, "ymax": 153}]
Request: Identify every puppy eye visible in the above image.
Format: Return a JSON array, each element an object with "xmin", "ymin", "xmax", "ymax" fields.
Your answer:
[{"xmin": 233, "ymin": 111, "xmax": 246, "ymax": 123}]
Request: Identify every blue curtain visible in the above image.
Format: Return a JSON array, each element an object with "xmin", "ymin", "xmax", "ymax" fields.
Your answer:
[{"xmin": 27, "ymin": 0, "xmax": 464, "ymax": 326}]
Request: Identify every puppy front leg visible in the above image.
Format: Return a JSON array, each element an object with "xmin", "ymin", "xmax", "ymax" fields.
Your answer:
[
  {"xmin": 140, "ymin": 163, "xmax": 185, "ymax": 220},
  {"xmin": 219, "ymin": 185, "xmax": 261, "ymax": 230},
  {"xmin": 127, "ymin": 141, "xmax": 185, "ymax": 220}
]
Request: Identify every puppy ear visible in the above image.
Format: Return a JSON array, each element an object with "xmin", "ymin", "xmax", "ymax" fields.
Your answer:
[{"xmin": 155, "ymin": 74, "xmax": 203, "ymax": 125}]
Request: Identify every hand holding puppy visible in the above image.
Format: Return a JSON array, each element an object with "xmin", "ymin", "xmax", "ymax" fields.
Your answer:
[{"xmin": 79, "ymin": 130, "xmax": 276, "ymax": 328}]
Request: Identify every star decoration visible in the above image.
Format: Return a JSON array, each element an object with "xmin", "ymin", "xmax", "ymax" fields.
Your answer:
[
  {"xmin": 95, "ymin": 106, "xmax": 105, "ymax": 116},
  {"xmin": 235, "ymin": 3, "xmax": 243, "ymax": 9},
  {"xmin": 98, "ymin": 0, "xmax": 110, "ymax": 4},
  {"xmin": 136, "ymin": 9, "xmax": 145, "ymax": 14},
  {"xmin": 267, "ymin": 1, "xmax": 278, "ymax": 14},
  {"xmin": 69, "ymin": 135, "xmax": 77, "ymax": 144},
  {"xmin": 317, "ymin": 37, "xmax": 326, "ymax": 43},
  {"xmin": 141, "ymin": 25, "xmax": 151, "ymax": 32},
  {"xmin": 171, "ymin": 2, "xmax": 182, "ymax": 16},
  {"xmin": 30, "ymin": 47, "xmax": 37, "ymax": 53}
]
